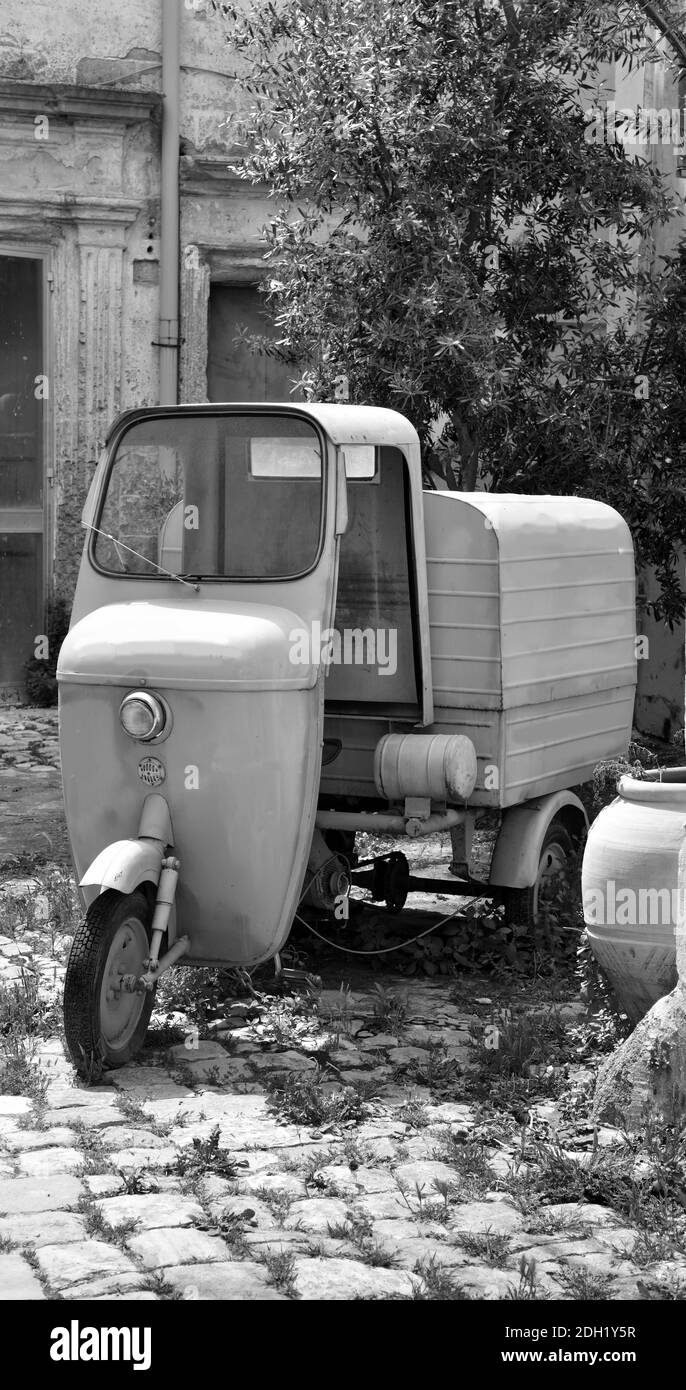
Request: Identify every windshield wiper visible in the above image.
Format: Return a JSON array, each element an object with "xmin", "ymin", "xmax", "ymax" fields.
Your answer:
[{"xmin": 83, "ymin": 523, "xmax": 201, "ymax": 592}]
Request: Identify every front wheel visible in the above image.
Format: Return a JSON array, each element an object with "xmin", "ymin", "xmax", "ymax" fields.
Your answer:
[
  {"xmin": 64, "ymin": 889, "xmax": 155, "ymax": 1075},
  {"xmin": 501, "ymin": 820, "xmax": 577, "ymax": 931}
]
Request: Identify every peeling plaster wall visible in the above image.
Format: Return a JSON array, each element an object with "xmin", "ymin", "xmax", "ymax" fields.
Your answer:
[
  {"xmin": 0, "ymin": 2, "xmax": 162, "ymax": 85},
  {"xmin": 0, "ymin": 0, "xmax": 272, "ymax": 619}
]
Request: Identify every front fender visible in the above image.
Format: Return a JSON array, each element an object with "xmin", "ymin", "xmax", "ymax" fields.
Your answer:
[
  {"xmin": 489, "ymin": 791, "xmax": 588, "ymax": 889},
  {"xmin": 80, "ymin": 839, "xmax": 165, "ymax": 900}
]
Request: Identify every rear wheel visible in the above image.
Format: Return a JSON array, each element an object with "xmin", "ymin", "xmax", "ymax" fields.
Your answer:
[
  {"xmin": 502, "ymin": 820, "xmax": 576, "ymax": 930},
  {"xmin": 64, "ymin": 889, "xmax": 155, "ymax": 1075}
]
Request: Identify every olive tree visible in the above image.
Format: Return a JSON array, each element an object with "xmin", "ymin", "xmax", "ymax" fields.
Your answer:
[{"xmin": 216, "ymin": 0, "xmax": 686, "ymax": 619}]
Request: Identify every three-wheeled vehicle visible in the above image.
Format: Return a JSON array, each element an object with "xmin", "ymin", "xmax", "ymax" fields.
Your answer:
[{"xmin": 58, "ymin": 403, "xmax": 637, "ymax": 1072}]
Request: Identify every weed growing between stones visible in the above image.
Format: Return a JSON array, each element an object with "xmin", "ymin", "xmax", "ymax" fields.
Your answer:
[
  {"xmin": 72, "ymin": 1123, "xmax": 110, "ymax": 1176},
  {"xmin": 145, "ymin": 1271, "xmax": 185, "ymax": 1301},
  {"xmin": 240, "ymin": 991, "xmax": 323, "ymax": 1049},
  {"xmin": 328, "ymin": 1211, "xmax": 400, "ymax": 1267},
  {"xmin": 631, "ymin": 1225, "xmax": 686, "ymax": 1267},
  {"xmin": 430, "ymin": 1136, "xmax": 493, "ymax": 1200},
  {"xmin": 396, "ymin": 1098, "xmax": 430, "ymax": 1129},
  {"xmin": 114, "ymin": 1094, "xmax": 148, "ymax": 1124},
  {"xmin": 251, "ymin": 1187, "xmax": 294, "ymax": 1225},
  {"xmin": 523, "ymin": 1210, "xmax": 593, "ymax": 1239},
  {"xmin": 198, "ymin": 1206, "xmax": 255, "ymax": 1257},
  {"xmin": 21, "ymin": 1244, "xmax": 62, "ymax": 1300},
  {"xmin": 558, "ymin": 1265, "xmax": 611, "ymax": 1300},
  {"xmin": 316, "ymin": 983, "xmax": 360, "ymax": 1041},
  {"xmin": 266, "ymin": 1070, "xmax": 373, "ymax": 1126},
  {"xmin": 505, "ymin": 1256, "xmax": 547, "ymax": 1301},
  {"xmin": 116, "ymin": 1167, "xmax": 158, "ymax": 1196},
  {"xmin": 0, "ymin": 968, "xmax": 59, "ymax": 1038},
  {"xmin": 78, "ymin": 1196, "xmax": 140, "ymax": 1249},
  {"xmin": 170, "ymin": 1126, "xmax": 248, "ymax": 1181},
  {"xmin": 260, "ymin": 1249, "xmax": 299, "ymax": 1298},
  {"xmin": 394, "ymin": 1175, "xmax": 455, "ymax": 1224},
  {"xmin": 369, "ymin": 983, "xmax": 408, "ymax": 1035},
  {"xmin": 0, "ymin": 1030, "xmax": 48, "ymax": 1105},
  {"xmin": 400, "ymin": 1041, "xmax": 463, "ymax": 1098},
  {"xmin": 0, "ymin": 924, "xmax": 61, "ymax": 1102},
  {"xmin": 470, "ymin": 1008, "xmax": 566, "ymax": 1079},
  {"xmin": 639, "ymin": 1275, "xmax": 686, "ymax": 1300},
  {"xmin": 411, "ymin": 1255, "xmax": 472, "ymax": 1300},
  {"xmin": 16, "ymin": 1095, "xmax": 48, "ymax": 1130},
  {"xmin": 456, "ymin": 1229, "xmax": 510, "ymax": 1265}
]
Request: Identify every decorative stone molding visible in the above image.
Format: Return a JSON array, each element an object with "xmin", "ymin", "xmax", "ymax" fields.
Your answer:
[
  {"xmin": 0, "ymin": 79, "xmax": 160, "ymax": 125},
  {"xmin": 0, "ymin": 198, "xmax": 143, "ymax": 233}
]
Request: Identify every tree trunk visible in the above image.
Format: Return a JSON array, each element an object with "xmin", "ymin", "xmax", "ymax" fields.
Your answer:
[
  {"xmin": 455, "ymin": 417, "xmax": 479, "ymax": 491},
  {"xmin": 593, "ymin": 838, "xmax": 686, "ymax": 1128}
]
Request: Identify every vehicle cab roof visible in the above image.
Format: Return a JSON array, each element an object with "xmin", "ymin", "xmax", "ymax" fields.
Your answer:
[{"xmin": 105, "ymin": 401, "xmax": 421, "ymax": 454}]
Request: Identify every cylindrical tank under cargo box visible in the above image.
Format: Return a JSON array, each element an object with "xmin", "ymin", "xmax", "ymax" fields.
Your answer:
[{"xmin": 373, "ymin": 731, "xmax": 478, "ymax": 802}]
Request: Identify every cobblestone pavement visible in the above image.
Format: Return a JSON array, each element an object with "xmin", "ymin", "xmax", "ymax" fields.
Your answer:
[
  {"xmin": 0, "ymin": 708, "xmax": 67, "ymax": 865},
  {"xmin": 1, "ymin": 709, "xmax": 685, "ymax": 1301}
]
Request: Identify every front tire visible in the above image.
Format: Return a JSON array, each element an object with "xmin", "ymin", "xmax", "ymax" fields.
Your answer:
[{"xmin": 64, "ymin": 889, "xmax": 155, "ymax": 1075}]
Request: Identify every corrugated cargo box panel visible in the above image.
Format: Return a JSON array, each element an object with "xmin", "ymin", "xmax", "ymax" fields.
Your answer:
[{"xmin": 423, "ymin": 491, "xmax": 636, "ymax": 713}]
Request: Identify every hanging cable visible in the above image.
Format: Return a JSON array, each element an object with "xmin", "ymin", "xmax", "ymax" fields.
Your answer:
[{"xmin": 294, "ymin": 905, "xmax": 465, "ymax": 957}]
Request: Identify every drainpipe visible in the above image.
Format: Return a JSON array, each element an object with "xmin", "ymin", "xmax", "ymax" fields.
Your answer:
[{"xmin": 159, "ymin": 0, "xmax": 181, "ymax": 404}]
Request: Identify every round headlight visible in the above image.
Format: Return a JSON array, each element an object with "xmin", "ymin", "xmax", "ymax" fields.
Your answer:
[{"xmin": 119, "ymin": 691, "xmax": 167, "ymax": 742}]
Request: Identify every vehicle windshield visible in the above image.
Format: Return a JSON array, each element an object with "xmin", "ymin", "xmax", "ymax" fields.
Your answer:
[{"xmin": 93, "ymin": 413, "xmax": 324, "ymax": 580}]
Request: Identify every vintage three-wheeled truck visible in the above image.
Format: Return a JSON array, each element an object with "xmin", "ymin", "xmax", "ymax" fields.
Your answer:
[{"xmin": 57, "ymin": 403, "xmax": 637, "ymax": 1071}]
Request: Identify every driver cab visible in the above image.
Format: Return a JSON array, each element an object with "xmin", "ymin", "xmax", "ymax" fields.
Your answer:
[{"xmin": 149, "ymin": 404, "xmax": 432, "ymax": 726}]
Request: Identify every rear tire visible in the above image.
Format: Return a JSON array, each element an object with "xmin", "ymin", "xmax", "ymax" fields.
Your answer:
[
  {"xmin": 64, "ymin": 889, "xmax": 155, "ymax": 1075},
  {"xmin": 502, "ymin": 820, "xmax": 576, "ymax": 930}
]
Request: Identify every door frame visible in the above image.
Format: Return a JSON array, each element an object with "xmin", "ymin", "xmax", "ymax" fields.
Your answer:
[{"xmin": 0, "ymin": 242, "xmax": 53, "ymax": 688}]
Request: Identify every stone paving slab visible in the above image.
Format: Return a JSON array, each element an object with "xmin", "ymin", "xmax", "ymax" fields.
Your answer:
[
  {"xmin": 35, "ymin": 1239, "xmax": 141, "ymax": 1292},
  {"xmin": 293, "ymin": 1256, "xmax": 415, "ymax": 1300},
  {"xmin": 107, "ymin": 1145, "xmax": 179, "ymax": 1171},
  {"xmin": 3, "ymin": 1126, "xmax": 77, "ymax": 1152},
  {"xmin": 0, "ymin": 1211, "xmax": 87, "ymax": 1247},
  {"xmin": 96, "ymin": 1193, "xmax": 205, "ymax": 1232},
  {"xmin": 0, "ymin": 1097, "xmax": 32, "ymax": 1116},
  {"xmin": 17, "ymin": 1146, "xmax": 84, "ymax": 1177},
  {"xmin": 127, "ymin": 1227, "xmax": 233, "ymax": 1269},
  {"xmin": 0, "ymin": 1174, "xmax": 83, "ymax": 1214},
  {"xmin": 163, "ymin": 1261, "xmax": 287, "ymax": 1300},
  {"xmin": 0, "ymin": 1251, "xmax": 46, "ymax": 1299}
]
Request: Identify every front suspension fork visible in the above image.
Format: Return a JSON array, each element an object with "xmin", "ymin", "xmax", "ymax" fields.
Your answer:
[{"xmin": 123, "ymin": 856, "xmax": 189, "ymax": 993}]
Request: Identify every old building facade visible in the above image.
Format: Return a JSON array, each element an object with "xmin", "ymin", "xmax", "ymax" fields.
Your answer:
[
  {"xmin": 0, "ymin": 0, "xmax": 296, "ymax": 696},
  {"xmin": 0, "ymin": 0, "xmax": 684, "ymax": 734}
]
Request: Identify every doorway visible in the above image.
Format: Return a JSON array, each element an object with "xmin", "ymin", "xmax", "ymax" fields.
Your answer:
[
  {"xmin": 0, "ymin": 252, "xmax": 46, "ymax": 694},
  {"xmin": 207, "ymin": 283, "xmax": 301, "ymax": 402}
]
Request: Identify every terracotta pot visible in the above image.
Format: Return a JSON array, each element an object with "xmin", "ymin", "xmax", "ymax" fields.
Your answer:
[{"xmin": 582, "ymin": 769, "xmax": 686, "ymax": 1022}]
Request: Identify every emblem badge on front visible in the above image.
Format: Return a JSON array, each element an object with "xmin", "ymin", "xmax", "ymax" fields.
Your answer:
[{"xmin": 137, "ymin": 757, "xmax": 166, "ymax": 787}]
